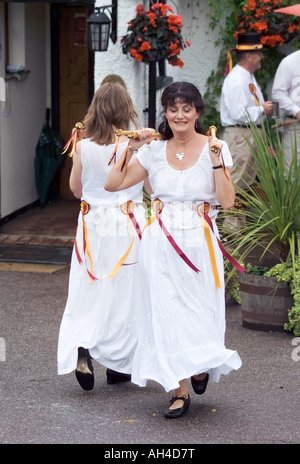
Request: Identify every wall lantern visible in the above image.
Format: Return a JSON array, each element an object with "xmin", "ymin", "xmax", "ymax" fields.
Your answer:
[{"xmin": 87, "ymin": 0, "xmax": 118, "ymax": 52}]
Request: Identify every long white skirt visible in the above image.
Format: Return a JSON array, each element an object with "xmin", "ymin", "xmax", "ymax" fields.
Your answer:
[
  {"xmin": 131, "ymin": 210, "xmax": 242, "ymax": 392},
  {"xmin": 57, "ymin": 204, "xmax": 145, "ymax": 375}
]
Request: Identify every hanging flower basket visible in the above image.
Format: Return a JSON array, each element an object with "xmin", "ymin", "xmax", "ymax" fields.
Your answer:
[{"xmin": 121, "ymin": 3, "xmax": 191, "ymax": 68}]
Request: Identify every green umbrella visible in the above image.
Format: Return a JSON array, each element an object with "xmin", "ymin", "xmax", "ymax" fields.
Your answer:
[{"xmin": 34, "ymin": 109, "xmax": 64, "ymax": 205}]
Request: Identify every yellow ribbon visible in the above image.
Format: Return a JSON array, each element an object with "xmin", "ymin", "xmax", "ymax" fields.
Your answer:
[
  {"xmin": 81, "ymin": 213, "xmax": 96, "ymax": 283},
  {"xmin": 108, "ymin": 202, "xmax": 136, "ymax": 278},
  {"xmin": 62, "ymin": 122, "xmax": 84, "ymax": 158},
  {"xmin": 197, "ymin": 204, "xmax": 221, "ymax": 289}
]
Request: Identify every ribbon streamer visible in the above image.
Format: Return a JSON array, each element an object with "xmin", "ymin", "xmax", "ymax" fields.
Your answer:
[
  {"xmin": 197, "ymin": 205, "xmax": 221, "ymax": 288},
  {"xmin": 74, "ymin": 201, "xmax": 97, "ymax": 282},
  {"xmin": 203, "ymin": 212, "xmax": 245, "ymax": 274},
  {"xmin": 156, "ymin": 212, "xmax": 200, "ymax": 274},
  {"xmin": 145, "ymin": 199, "xmax": 200, "ymax": 274},
  {"xmin": 114, "ymin": 141, "xmax": 131, "ymax": 171},
  {"xmin": 109, "ymin": 201, "xmax": 142, "ymax": 277},
  {"xmin": 62, "ymin": 122, "xmax": 85, "ymax": 158}
]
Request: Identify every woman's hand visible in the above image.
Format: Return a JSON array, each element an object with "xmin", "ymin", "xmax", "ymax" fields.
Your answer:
[
  {"xmin": 208, "ymin": 135, "xmax": 223, "ymax": 166},
  {"xmin": 129, "ymin": 128, "xmax": 157, "ymax": 151}
]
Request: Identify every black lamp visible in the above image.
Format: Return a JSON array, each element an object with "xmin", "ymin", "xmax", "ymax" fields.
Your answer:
[{"xmin": 87, "ymin": 1, "xmax": 117, "ymax": 52}]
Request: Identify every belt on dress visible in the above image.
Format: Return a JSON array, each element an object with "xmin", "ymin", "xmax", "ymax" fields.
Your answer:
[
  {"xmin": 75, "ymin": 200, "xmax": 142, "ymax": 282},
  {"xmin": 143, "ymin": 198, "xmax": 245, "ymax": 289}
]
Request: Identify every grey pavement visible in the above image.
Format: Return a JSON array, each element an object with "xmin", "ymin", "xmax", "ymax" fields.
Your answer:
[{"xmin": 0, "ymin": 264, "xmax": 299, "ymax": 446}]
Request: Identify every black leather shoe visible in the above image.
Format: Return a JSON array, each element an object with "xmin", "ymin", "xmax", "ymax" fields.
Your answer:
[
  {"xmin": 191, "ymin": 373, "xmax": 209, "ymax": 395},
  {"xmin": 75, "ymin": 347, "xmax": 94, "ymax": 391},
  {"xmin": 164, "ymin": 395, "xmax": 190, "ymax": 419},
  {"xmin": 106, "ymin": 368, "xmax": 131, "ymax": 385}
]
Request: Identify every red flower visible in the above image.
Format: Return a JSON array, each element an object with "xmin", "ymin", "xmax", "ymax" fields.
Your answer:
[
  {"xmin": 130, "ymin": 49, "xmax": 143, "ymax": 61},
  {"xmin": 235, "ymin": 0, "xmax": 300, "ymax": 49},
  {"xmin": 121, "ymin": 2, "xmax": 190, "ymax": 67},
  {"xmin": 140, "ymin": 41, "xmax": 152, "ymax": 52}
]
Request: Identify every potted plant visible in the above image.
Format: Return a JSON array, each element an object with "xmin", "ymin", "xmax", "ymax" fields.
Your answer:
[
  {"xmin": 219, "ymin": 119, "xmax": 300, "ymax": 335},
  {"xmin": 121, "ymin": 3, "xmax": 190, "ymax": 68}
]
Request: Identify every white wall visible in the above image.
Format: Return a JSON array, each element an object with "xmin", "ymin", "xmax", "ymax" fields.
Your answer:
[
  {"xmin": 94, "ymin": 0, "xmax": 220, "ymax": 128},
  {"xmin": 0, "ymin": 0, "xmax": 221, "ymax": 219},
  {"xmin": 0, "ymin": 2, "xmax": 49, "ymax": 218}
]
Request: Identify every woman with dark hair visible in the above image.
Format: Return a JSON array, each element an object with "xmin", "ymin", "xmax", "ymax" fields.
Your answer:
[
  {"xmin": 57, "ymin": 82, "xmax": 146, "ymax": 389},
  {"xmin": 105, "ymin": 82, "xmax": 242, "ymax": 418}
]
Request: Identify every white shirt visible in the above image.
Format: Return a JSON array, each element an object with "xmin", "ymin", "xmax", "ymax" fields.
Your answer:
[
  {"xmin": 220, "ymin": 64, "xmax": 265, "ymax": 126},
  {"xmin": 271, "ymin": 50, "xmax": 300, "ymax": 118}
]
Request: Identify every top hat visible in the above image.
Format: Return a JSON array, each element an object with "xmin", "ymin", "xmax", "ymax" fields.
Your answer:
[
  {"xmin": 224, "ymin": 32, "xmax": 264, "ymax": 76},
  {"xmin": 235, "ymin": 32, "xmax": 264, "ymax": 51}
]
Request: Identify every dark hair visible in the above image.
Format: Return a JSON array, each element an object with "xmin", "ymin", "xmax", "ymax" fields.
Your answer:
[{"xmin": 158, "ymin": 82, "xmax": 205, "ymax": 139}]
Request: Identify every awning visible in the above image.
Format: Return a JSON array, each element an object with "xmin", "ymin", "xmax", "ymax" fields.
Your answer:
[{"xmin": 275, "ymin": 4, "xmax": 300, "ymax": 16}]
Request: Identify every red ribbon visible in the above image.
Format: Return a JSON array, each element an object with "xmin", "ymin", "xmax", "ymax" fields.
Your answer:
[
  {"xmin": 155, "ymin": 211, "xmax": 200, "ymax": 274},
  {"xmin": 127, "ymin": 210, "xmax": 142, "ymax": 240},
  {"xmin": 203, "ymin": 212, "xmax": 245, "ymax": 274}
]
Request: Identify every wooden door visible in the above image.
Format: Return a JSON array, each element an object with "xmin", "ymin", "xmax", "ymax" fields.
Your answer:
[{"xmin": 59, "ymin": 5, "xmax": 89, "ymax": 199}]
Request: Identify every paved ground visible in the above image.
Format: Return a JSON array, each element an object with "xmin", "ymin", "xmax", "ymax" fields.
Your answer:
[
  {"xmin": 0, "ymin": 266, "xmax": 299, "ymax": 446},
  {"xmin": 0, "ymin": 201, "xmax": 299, "ymax": 446}
]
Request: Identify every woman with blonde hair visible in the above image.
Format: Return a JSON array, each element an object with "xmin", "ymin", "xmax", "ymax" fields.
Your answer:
[{"xmin": 57, "ymin": 82, "xmax": 145, "ymax": 389}]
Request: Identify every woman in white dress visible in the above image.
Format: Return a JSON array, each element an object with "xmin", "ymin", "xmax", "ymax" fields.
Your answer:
[
  {"xmin": 57, "ymin": 82, "xmax": 147, "ymax": 390},
  {"xmin": 105, "ymin": 82, "xmax": 242, "ymax": 418}
]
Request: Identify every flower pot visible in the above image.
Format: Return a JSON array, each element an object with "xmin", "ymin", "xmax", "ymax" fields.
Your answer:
[{"xmin": 240, "ymin": 273, "xmax": 292, "ymax": 332}]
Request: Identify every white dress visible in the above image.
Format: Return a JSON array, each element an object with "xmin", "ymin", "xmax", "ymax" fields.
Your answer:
[
  {"xmin": 57, "ymin": 138, "xmax": 145, "ymax": 375},
  {"xmin": 131, "ymin": 139, "xmax": 242, "ymax": 392}
]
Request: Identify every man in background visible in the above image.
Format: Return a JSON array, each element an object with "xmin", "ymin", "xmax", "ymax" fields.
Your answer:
[
  {"xmin": 220, "ymin": 32, "xmax": 273, "ymax": 228},
  {"xmin": 272, "ymin": 49, "xmax": 300, "ymax": 168}
]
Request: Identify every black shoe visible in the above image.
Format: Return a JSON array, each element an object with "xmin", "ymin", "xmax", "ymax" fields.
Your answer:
[
  {"xmin": 191, "ymin": 373, "xmax": 209, "ymax": 395},
  {"xmin": 164, "ymin": 395, "xmax": 190, "ymax": 419},
  {"xmin": 75, "ymin": 347, "xmax": 94, "ymax": 391},
  {"xmin": 106, "ymin": 368, "xmax": 131, "ymax": 385}
]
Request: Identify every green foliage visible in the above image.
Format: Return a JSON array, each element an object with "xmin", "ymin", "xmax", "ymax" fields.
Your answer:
[
  {"xmin": 265, "ymin": 260, "xmax": 300, "ymax": 335},
  {"xmin": 219, "ymin": 120, "xmax": 300, "ymax": 335}
]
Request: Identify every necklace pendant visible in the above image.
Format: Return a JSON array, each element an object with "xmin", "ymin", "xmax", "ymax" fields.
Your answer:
[{"xmin": 176, "ymin": 152, "xmax": 184, "ymax": 161}]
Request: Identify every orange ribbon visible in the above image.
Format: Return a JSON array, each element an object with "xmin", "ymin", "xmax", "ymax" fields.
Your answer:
[
  {"xmin": 62, "ymin": 122, "xmax": 84, "ymax": 157},
  {"xmin": 197, "ymin": 204, "xmax": 221, "ymax": 288},
  {"xmin": 249, "ymin": 83, "xmax": 260, "ymax": 106},
  {"xmin": 116, "ymin": 141, "xmax": 131, "ymax": 171},
  {"xmin": 109, "ymin": 201, "xmax": 142, "ymax": 277},
  {"xmin": 75, "ymin": 201, "xmax": 97, "ymax": 283},
  {"xmin": 108, "ymin": 136, "xmax": 120, "ymax": 166},
  {"xmin": 202, "ymin": 210, "xmax": 245, "ymax": 275}
]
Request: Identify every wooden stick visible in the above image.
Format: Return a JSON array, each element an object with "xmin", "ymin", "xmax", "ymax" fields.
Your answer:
[
  {"xmin": 209, "ymin": 125, "xmax": 217, "ymax": 138},
  {"xmin": 208, "ymin": 125, "xmax": 219, "ymax": 153},
  {"xmin": 271, "ymin": 119, "xmax": 299, "ymax": 129},
  {"xmin": 115, "ymin": 129, "xmax": 162, "ymax": 139}
]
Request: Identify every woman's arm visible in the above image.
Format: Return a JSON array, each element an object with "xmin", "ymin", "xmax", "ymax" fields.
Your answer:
[
  {"xmin": 209, "ymin": 136, "xmax": 235, "ymax": 210},
  {"xmin": 214, "ymin": 168, "xmax": 235, "ymax": 210},
  {"xmin": 104, "ymin": 154, "xmax": 148, "ymax": 191},
  {"xmin": 104, "ymin": 128, "xmax": 155, "ymax": 192},
  {"xmin": 69, "ymin": 142, "xmax": 82, "ymax": 199}
]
